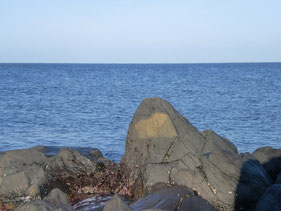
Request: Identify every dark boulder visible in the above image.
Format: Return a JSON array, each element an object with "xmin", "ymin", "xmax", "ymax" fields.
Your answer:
[
  {"xmin": 276, "ymin": 173, "xmax": 281, "ymax": 184},
  {"xmin": 14, "ymin": 188, "xmax": 73, "ymax": 211},
  {"xmin": 103, "ymin": 194, "xmax": 132, "ymax": 211},
  {"xmin": 234, "ymin": 159, "xmax": 272, "ymax": 210},
  {"xmin": 255, "ymin": 184, "xmax": 281, "ymax": 211},
  {"xmin": 131, "ymin": 186, "xmax": 213, "ymax": 211},
  {"xmin": 252, "ymin": 146, "xmax": 281, "ymax": 181}
]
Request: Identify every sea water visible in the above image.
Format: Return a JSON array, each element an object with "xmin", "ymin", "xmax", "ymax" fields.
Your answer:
[{"xmin": 0, "ymin": 63, "xmax": 280, "ymax": 161}]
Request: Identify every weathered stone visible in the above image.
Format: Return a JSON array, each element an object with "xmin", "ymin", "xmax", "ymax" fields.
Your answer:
[
  {"xmin": 121, "ymin": 97, "xmax": 275, "ymax": 210},
  {"xmin": 135, "ymin": 112, "xmax": 177, "ymax": 139},
  {"xmin": 48, "ymin": 148, "xmax": 98, "ymax": 175},
  {"xmin": 201, "ymin": 130, "xmax": 238, "ymax": 155},
  {"xmin": 14, "ymin": 188, "xmax": 73, "ymax": 211},
  {"xmin": 255, "ymin": 184, "xmax": 281, "ymax": 211},
  {"xmin": 131, "ymin": 186, "xmax": 213, "ymax": 211},
  {"xmin": 0, "ymin": 148, "xmax": 52, "ymax": 202},
  {"xmin": 89, "ymin": 149, "xmax": 104, "ymax": 160},
  {"xmin": 252, "ymin": 146, "xmax": 281, "ymax": 181},
  {"xmin": 103, "ymin": 194, "xmax": 132, "ymax": 211},
  {"xmin": 238, "ymin": 152, "xmax": 254, "ymax": 161},
  {"xmin": 121, "ymin": 97, "xmax": 207, "ymax": 184}
]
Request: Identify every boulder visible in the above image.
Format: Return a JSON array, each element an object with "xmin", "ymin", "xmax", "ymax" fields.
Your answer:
[
  {"xmin": 121, "ymin": 97, "xmax": 207, "ymax": 180},
  {"xmin": 121, "ymin": 98, "xmax": 274, "ymax": 210},
  {"xmin": 0, "ymin": 148, "xmax": 53, "ymax": 202},
  {"xmin": 14, "ymin": 188, "xmax": 73, "ymax": 211},
  {"xmin": 103, "ymin": 194, "xmax": 132, "ymax": 211},
  {"xmin": 252, "ymin": 146, "xmax": 281, "ymax": 181},
  {"xmin": 131, "ymin": 186, "xmax": 213, "ymax": 211},
  {"xmin": 48, "ymin": 148, "xmax": 100, "ymax": 176},
  {"xmin": 255, "ymin": 184, "xmax": 281, "ymax": 211},
  {"xmin": 89, "ymin": 149, "xmax": 104, "ymax": 160}
]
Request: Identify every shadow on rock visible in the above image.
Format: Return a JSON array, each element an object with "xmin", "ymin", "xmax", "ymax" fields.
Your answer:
[{"xmin": 234, "ymin": 154, "xmax": 281, "ymax": 210}]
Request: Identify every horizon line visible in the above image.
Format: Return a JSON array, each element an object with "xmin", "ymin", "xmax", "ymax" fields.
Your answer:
[{"xmin": 0, "ymin": 61, "xmax": 281, "ymax": 65}]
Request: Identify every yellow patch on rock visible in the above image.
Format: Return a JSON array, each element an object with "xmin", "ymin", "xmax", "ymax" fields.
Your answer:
[{"xmin": 135, "ymin": 112, "xmax": 177, "ymax": 139}]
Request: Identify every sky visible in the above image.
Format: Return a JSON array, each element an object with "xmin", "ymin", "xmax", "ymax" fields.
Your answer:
[{"xmin": 0, "ymin": 0, "xmax": 281, "ymax": 63}]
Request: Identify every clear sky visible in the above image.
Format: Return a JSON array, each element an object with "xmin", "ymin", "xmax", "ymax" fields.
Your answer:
[{"xmin": 1, "ymin": 0, "xmax": 281, "ymax": 63}]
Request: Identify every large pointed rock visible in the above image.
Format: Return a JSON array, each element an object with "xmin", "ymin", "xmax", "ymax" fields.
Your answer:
[
  {"xmin": 121, "ymin": 97, "xmax": 206, "ymax": 177},
  {"xmin": 121, "ymin": 98, "xmax": 273, "ymax": 210}
]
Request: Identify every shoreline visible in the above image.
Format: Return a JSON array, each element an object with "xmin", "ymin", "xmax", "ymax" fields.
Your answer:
[{"xmin": 1, "ymin": 97, "xmax": 280, "ymax": 211}]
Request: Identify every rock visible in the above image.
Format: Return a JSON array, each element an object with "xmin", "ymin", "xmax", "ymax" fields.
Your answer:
[
  {"xmin": 103, "ymin": 194, "xmax": 132, "ymax": 211},
  {"xmin": 89, "ymin": 149, "xmax": 104, "ymax": 160},
  {"xmin": 121, "ymin": 97, "xmax": 274, "ymax": 210},
  {"xmin": 201, "ymin": 130, "xmax": 238, "ymax": 155},
  {"xmin": 234, "ymin": 159, "xmax": 273, "ymax": 210},
  {"xmin": 0, "ymin": 148, "xmax": 53, "ymax": 203},
  {"xmin": 121, "ymin": 97, "xmax": 207, "ymax": 184},
  {"xmin": 276, "ymin": 173, "xmax": 281, "ymax": 184},
  {"xmin": 48, "ymin": 148, "xmax": 100, "ymax": 176},
  {"xmin": 255, "ymin": 184, "xmax": 281, "ymax": 211},
  {"xmin": 131, "ymin": 186, "xmax": 213, "ymax": 211},
  {"xmin": 14, "ymin": 188, "xmax": 73, "ymax": 211},
  {"xmin": 252, "ymin": 146, "xmax": 281, "ymax": 181},
  {"xmin": 238, "ymin": 152, "xmax": 254, "ymax": 161}
]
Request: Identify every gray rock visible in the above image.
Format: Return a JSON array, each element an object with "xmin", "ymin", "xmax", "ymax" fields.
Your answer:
[
  {"xmin": 132, "ymin": 186, "xmax": 213, "ymax": 211},
  {"xmin": 0, "ymin": 148, "xmax": 52, "ymax": 201},
  {"xmin": 252, "ymin": 146, "xmax": 281, "ymax": 181},
  {"xmin": 48, "ymin": 148, "xmax": 99, "ymax": 175},
  {"xmin": 255, "ymin": 184, "xmax": 281, "ymax": 211},
  {"xmin": 14, "ymin": 188, "xmax": 73, "ymax": 211},
  {"xmin": 103, "ymin": 194, "xmax": 132, "ymax": 211},
  {"xmin": 121, "ymin": 97, "xmax": 207, "ymax": 182},
  {"xmin": 121, "ymin": 98, "xmax": 274, "ymax": 210},
  {"xmin": 201, "ymin": 130, "xmax": 238, "ymax": 155},
  {"xmin": 89, "ymin": 149, "xmax": 104, "ymax": 160},
  {"xmin": 239, "ymin": 152, "xmax": 254, "ymax": 161}
]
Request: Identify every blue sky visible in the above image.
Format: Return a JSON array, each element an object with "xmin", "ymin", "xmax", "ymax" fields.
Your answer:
[{"xmin": 0, "ymin": 0, "xmax": 281, "ymax": 63}]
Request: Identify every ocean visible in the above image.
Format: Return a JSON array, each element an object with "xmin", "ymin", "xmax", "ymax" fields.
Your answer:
[{"xmin": 0, "ymin": 63, "xmax": 280, "ymax": 161}]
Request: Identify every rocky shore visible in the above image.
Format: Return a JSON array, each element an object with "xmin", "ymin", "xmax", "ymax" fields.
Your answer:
[{"xmin": 0, "ymin": 97, "xmax": 280, "ymax": 211}]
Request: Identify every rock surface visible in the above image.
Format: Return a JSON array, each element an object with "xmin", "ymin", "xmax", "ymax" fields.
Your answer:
[
  {"xmin": 48, "ymin": 148, "xmax": 100, "ymax": 175},
  {"xmin": 252, "ymin": 146, "xmax": 281, "ymax": 181},
  {"xmin": 255, "ymin": 184, "xmax": 281, "ymax": 211},
  {"xmin": 103, "ymin": 194, "xmax": 132, "ymax": 211},
  {"xmin": 0, "ymin": 148, "xmax": 52, "ymax": 204},
  {"xmin": 200, "ymin": 130, "xmax": 238, "ymax": 155},
  {"xmin": 121, "ymin": 98, "xmax": 206, "ymax": 170},
  {"xmin": 276, "ymin": 173, "xmax": 281, "ymax": 184},
  {"xmin": 14, "ymin": 188, "xmax": 73, "ymax": 211},
  {"xmin": 121, "ymin": 97, "xmax": 274, "ymax": 210},
  {"xmin": 131, "ymin": 186, "xmax": 213, "ymax": 211}
]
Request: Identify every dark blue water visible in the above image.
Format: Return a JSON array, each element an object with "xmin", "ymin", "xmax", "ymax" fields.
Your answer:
[{"xmin": 0, "ymin": 63, "xmax": 280, "ymax": 161}]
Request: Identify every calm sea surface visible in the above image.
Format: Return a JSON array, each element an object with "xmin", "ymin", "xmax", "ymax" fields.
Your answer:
[{"xmin": 0, "ymin": 63, "xmax": 280, "ymax": 161}]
